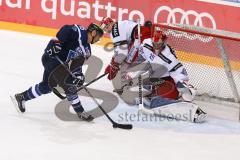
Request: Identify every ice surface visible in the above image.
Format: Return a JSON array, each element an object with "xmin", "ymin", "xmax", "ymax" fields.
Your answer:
[{"xmin": 1, "ymin": 30, "xmax": 240, "ymax": 160}]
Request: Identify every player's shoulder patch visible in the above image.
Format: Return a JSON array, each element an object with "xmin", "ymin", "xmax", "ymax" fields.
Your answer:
[{"xmin": 112, "ymin": 22, "xmax": 120, "ymax": 38}]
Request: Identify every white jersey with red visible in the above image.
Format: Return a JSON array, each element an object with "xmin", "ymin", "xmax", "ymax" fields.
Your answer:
[
  {"xmin": 139, "ymin": 38, "xmax": 189, "ymax": 83},
  {"xmin": 110, "ymin": 20, "xmax": 138, "ymax": 64},
  {"xmin": 133, "ymin": 40, "xmax": 205, "ymax": 122},
  {"xmin": 109, "ymin": 20, "xmax": 151, "ymax": 64}
]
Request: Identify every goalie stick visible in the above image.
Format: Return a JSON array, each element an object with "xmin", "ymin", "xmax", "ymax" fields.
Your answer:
[
  {"xmin": 137, "ymin": 20, "xmax": 154, "ymax": 114},
  {"xmin": 138, "ymin": 75, "xmax": 154, "ymax": 114},
  {"xmin": 54, "ymin": 55, "xmax": 133, "ymax": 130}
]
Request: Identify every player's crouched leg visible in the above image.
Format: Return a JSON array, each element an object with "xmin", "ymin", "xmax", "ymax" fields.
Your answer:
[
  {"xmin": 50, "ymin": 65, "xmax": 94, "ymax": 122},
  {"xmin": 148, "ymin": 97, "xmax": 207, "ymax": 123},
  {"xmin": 64, "ymin": 85, "xmax": 94, "ymax": 122}
]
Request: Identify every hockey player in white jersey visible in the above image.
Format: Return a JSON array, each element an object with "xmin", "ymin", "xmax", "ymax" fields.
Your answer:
[
  {"xmin": 125, "ymin": 26, "xmax": 207, "ymax": 123},
  {"xmin": 100, "ymin": 18, "xmax": 206, "ymax": 122},
  {"xmin": 99, "ymin": 17, "xmax": 151, "ymax": 80}
]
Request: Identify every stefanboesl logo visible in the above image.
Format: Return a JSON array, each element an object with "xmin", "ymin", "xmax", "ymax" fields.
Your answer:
[{"xmin": 154, "ymin": 6, "xmax": 217, "ymax": 29}]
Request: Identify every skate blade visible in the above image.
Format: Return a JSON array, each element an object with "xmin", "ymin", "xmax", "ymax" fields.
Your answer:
[{"xmin": 10, "ymin": 95, "xmax": 21, "ymax": 113}]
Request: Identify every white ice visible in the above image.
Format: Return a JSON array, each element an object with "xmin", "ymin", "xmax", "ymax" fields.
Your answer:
[{"xmin": 0, "ymin": 30, "xmax": 240, "ymax": 160}]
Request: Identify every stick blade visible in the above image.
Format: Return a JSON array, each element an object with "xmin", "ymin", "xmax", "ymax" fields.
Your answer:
[{"xmin": 113, "ymin": 123, "xmax": 133, "ymax": 130}]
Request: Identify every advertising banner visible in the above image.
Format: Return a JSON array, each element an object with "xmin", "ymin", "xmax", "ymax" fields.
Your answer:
[{"xmin": 0, "ymin": 0, "xmax": 240, "ymax": 33}]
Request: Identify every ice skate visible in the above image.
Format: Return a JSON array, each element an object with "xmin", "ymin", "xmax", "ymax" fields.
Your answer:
[
  {"xmin": 10, "ymin": 93, "xmax": 26, "ymax": 113},
  {"xmin": 194, "ymin": 108, "xmax": 207, "ymax": 123},
  {"xmin": 77, "ymin": 111, "xmax": 94, "ymax": 122}
]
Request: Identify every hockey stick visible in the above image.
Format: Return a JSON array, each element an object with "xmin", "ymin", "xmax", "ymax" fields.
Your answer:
[
  {"xmin": 137, "ymin": 20, "xmax": 147, "ymax": 111},
  {"xmin": 137, "ymin": 20, "xmax": 144, "ymax": 111},
  {"xmin": 138, "ymin": 74, "xmax": 154, "ymax": 114},
  {"xmin": 82, "ymin": 86, "xmax": 133, "ymax": 130},
  {"xmin": 54, "ymin": 55, "xmax": 133, "ymax": 130},
  {"xmin": 52, "ymin": 73, "xmax": 107, "ymax": 100},
  {"xmin": 138, "ymin": 75, "xmax": 144, "ymax": 110},
  {"xmin": 52, "ymin": 88, "xmax": 65, "ymax": 99},
  {"xmin": 136, "ymin": 20, "xmax": 154, "ymax": 114}
]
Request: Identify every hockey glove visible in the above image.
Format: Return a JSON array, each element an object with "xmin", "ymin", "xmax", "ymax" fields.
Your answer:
[
  {"xmin": 47, "ymin": 40, "xmax": 62, "ymax": 58},
  {"xmin": 105, "ymin": 58, "xmax": 120, "ymax": 80},
  {"xmin": 66, "ymin": 72, "xmax": 85, "ymax": 87},
  {"xmin": 177, "ymin": 80, "xmax": 196, "ymax": 102}
]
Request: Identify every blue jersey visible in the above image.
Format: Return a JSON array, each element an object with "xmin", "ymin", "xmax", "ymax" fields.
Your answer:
[
  {"xmin": 23, "ymin": 25, "xmax": 92, "ymax": 108},
  {"xmin": 43, "ymin": 24, "xmax": 91, "ymax": 72},
  {"xmin": 45, "ymin": 24, "xmax": 91, "ymax": 61}
]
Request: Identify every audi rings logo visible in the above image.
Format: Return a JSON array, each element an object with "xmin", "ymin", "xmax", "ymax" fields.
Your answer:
[
  {"xmin": 154, "ymin": 6, "xmax": 216, "ymax": 29},
  {"xmin": 154, "ymin": 6, "xmax": 217, "ymax": 42}
]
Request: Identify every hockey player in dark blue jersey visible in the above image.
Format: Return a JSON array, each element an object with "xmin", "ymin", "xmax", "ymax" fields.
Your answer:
[{"xmin": 13, "ymin": 23, "xmax": 104, "ymax": 122}]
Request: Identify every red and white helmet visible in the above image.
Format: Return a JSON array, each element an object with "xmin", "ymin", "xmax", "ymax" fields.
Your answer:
[
  {"xmin": 152, "ymin": 28, "xmax": 167, "ymax": 51},
  {"xmin": 100, "ymin": 17, "xmax": 114, "ymax": 33}
]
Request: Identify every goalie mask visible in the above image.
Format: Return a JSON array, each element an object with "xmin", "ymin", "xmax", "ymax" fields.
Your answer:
[
  {"xmin": 152, "ymin": 29, "xmax": 167, "ymax": 52},
  {"xmin": 100, "ymin": 17, "xmax": 115, "ymax": 33}
]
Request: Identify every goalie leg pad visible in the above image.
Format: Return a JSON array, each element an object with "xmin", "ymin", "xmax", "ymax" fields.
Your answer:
[{"xmin": 149, "ymin": 97, "xmax": 199, "ymax": 122}]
